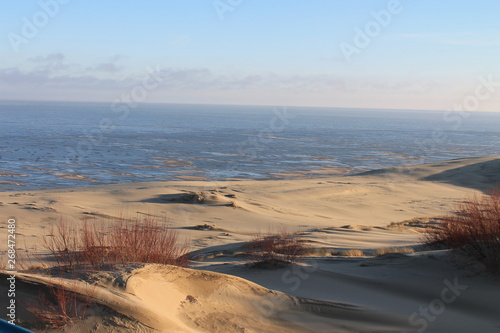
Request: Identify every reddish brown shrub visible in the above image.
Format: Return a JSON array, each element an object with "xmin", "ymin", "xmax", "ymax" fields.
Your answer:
[
  {"xmin": 42, "ymin": 219, "xmax": 81, "ymax": 269},
  {"xmin": 27, "ymin": 284, "xmax": 92, "ymax": 329},
  {"xmin": 246, "ymin": 229, "xmax": 305, "ymax": 268},
  {"xmin": 43, "ymin": 216, "xmax": 189, "ymax": 269},
  {"xmin": 424, "ymin": 187, "xmax": 500, "ymax": 272}
]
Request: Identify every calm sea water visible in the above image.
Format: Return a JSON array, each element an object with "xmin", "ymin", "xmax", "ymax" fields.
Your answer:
[{"xmin": 0, "ymin": 100, "xmax": 499, "ymax": 191}]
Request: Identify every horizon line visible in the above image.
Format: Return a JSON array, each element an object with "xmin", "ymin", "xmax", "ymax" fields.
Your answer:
[{"xmin": 2, "ymin": 98, "xmax": 500, "ymax": 114}]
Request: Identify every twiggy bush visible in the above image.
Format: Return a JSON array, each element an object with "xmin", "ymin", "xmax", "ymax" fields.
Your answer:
[
  {"xmin": 424, "ymin": 187, "xmax": 500, "ymax": 272},
  {"xmin": 42, "ymin": 219, "xmax": 81, "ymax": 269},
  {"xmin": 43, "ymin": 216, "xmax": 189, "ymax": 269},
  {"xmin": 27, "ymin": 284, "xmax": 92, "ymax": 329},
  {"xmin": 246, "ymin": 229, "xmax": 305, "ymax": 268}
]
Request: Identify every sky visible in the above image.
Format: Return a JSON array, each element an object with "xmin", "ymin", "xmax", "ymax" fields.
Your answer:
[{"xmin": 1, "ymin": 0, "xmax": 500, "ymax": 111}]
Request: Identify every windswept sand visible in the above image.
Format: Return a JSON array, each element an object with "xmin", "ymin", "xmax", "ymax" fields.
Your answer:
[{"xmin": 1, "ymin": 156, "xmax": 500, "ymax": 332}]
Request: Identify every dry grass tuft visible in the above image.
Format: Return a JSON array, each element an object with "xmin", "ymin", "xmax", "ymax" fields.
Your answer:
[
  {"xmin": 375, "ymin": 247, "xmax": 414, "ymax": 256},
  {"xmin": 339, "ymin": 249, "xmax": 364, "ymax": 257},
  {"xmin": 302, "ymin": 248, "xmax": 331, "ymax": 256}
]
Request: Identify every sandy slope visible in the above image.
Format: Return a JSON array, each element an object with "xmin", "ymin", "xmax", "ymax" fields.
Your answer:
[
  {"xmin": 1, "ymin": 264, "xmax": 413, "ymax": 333},
  {"xmin": 1, "ymin": 156, "xmax": 500, "ymax": 332}
]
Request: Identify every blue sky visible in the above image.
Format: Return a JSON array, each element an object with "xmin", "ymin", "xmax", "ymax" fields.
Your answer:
[{"xmin": 1, "ymin": 0, "xmax": 500, "ymax": 111}]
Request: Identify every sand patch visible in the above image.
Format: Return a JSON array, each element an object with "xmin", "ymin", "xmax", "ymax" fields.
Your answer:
[{"xmin": 51, "ymin": 172, "xmax": 97, "ymax": 182}]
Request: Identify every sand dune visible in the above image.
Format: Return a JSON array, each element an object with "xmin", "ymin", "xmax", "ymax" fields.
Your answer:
[
  {"xmin": 2, "ymin": 264, "xmax": 414, "ymax": 332},
  {"xmin": 358, "ymin": 155, "xmax": 500, "ymax": 192},
  {"xmin": 1, "ymin": 156, "xmax": 500, "ymax": 332}
]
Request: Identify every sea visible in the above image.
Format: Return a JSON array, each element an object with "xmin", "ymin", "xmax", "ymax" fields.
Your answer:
[{"xmin": 1, "ymin": 100, "xmax": 499, "ymax": 191}]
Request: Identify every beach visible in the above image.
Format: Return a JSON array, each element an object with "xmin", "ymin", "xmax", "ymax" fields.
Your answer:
[{"xmin": 1, "ymin": 155, "xmax": 500, "ymax": 332}]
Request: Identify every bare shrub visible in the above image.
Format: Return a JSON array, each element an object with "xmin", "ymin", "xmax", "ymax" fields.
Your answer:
[
  {"xmin": 81, "ymin": 216, "xmax": 189, "ymax": 268},
  {"xmin": 110, "ymin": 217, "xmax": 188, "ymax": 266},
  {"xmin": 246, "ymin": 229, "xmax": 305, "ymax": 268},
  {"xmin": 42, "ymin": 219, "xmax": 81, "ymax": 269},
  {"xmin": 424, "ymin": 187, "xmax": 500, "ymax": 272},
  {"xmin": 27, "ymin": 284, "xmax": 92, "ymax": 329},
  {"xmin": 80, "ymin": 219, "xmax": 109, "ymax": 268},
  {"xmin": 43, "ymin": 216, "xmax": 189, "ymax": 269}
]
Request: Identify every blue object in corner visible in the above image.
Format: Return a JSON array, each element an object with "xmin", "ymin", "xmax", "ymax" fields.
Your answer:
[{"xmin": 0, "ymin": 319, "xmax": 34, "ymax": 333}]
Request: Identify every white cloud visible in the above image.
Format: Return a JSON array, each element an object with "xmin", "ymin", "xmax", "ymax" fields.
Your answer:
[{"xmin": 2, "ymin": 54, "xmax": 497, "ymax": 111}]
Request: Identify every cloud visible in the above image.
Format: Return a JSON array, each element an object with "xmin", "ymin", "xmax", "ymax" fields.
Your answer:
[
  {"xmin": 0, "ymin": 67, "xmax": 51, "ymax": 85},
  {"xmin": 1, "ymin": 61, "xmax": 485, "ymax": 111},
  {"xmin": 86, "ymin": 55, "xmax": 125, "ymax": 73},
  {"xmin": 24, "ymin": 53, "xmax": 128, "ymax": 76},
  {"xmin": 0, "ymin": 67, "xmax": 123, "ymax": 89},
  {"xmin": 0, "ymin": 53, "xmax": 455, "ymax": 108},
  {"xmin": 27, "ymin": 52, "xmax": 68, "ymax": 71},
  {"xmin": 0, "ymin": 63, "xmax": 437, "ymax": 96},
  {"xmin": 2, "ymin": 53, "xmax": 437, "ymax": 95},
  {"xmin": 87, "ymin": 62, "xmax": 122, "ymax": 73},
  {"xmin": 28, "ymin": 53, "xmax": 65, "ymax": 63}
]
